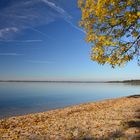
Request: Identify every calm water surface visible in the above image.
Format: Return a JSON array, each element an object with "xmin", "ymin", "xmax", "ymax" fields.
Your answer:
[{"xmin": 0, "ymin": 82, "xmax": 140, "ymax": 118}]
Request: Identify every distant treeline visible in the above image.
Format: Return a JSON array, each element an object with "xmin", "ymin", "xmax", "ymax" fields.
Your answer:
[
  {"xmin": 108, "ymin": 80, "xmax": 140, "ymax": 85},
  {"xmin": 0, "ymin": 80, "xmax": 140, "ymax": 84}
]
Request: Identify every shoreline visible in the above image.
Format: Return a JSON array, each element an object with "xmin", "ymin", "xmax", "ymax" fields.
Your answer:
[
  {"xmin": 0, "ymin": 79, "xmax": 140, "ymax": 84},
  {"xmin": 0, "ymin": 95, "xmax": 140, "ymax": 139}
]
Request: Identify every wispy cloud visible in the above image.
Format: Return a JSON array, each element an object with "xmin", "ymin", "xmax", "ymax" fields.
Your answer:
[
  {"xmin": 0, "ymin": 0, "xmax": 84, "ymax": 40},
  {"xmin": 27, "ymin": 26, "xmax": 50, "ymax": 39},
  {"xmin": 0, "ymin": 27, "xmax": 18, "ymax": 39},
  {"xmin": 0, "ymin": 39, "xmax": 43, "ymax": 43},
  {"xmin": 0, "ymin": 0, "xmax": 58, "ymax": 39},
  {"xmin": 41, "ymin": 0, "xmax": 71, "ymax": 19},
  {"xmin": 0, "ymin": 53, "xmax": 24, "ymax": 56},
  {"xmin": 65, "ymin": 20, "xmax": 85, "ymax": 34},
  {"xmin": 28, "ymin": 60, "xmax": 54, "ymax": 64},
  {"xmin": 41, "ymin": 0, "xmax": 84, "ymax": 33}
]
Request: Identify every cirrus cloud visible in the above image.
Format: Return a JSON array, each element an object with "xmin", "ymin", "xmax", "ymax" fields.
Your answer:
[
  {"xmin": 0, "ymin": 0, "xmax": 72, "ymax": 40},
  {"xmin": 0, "ymin": 53, "xmax": 24, "ymax": 56}
]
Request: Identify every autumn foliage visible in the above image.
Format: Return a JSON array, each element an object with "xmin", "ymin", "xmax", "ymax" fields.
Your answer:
[{"xmin": 78, "ymin": 0, "xmax": 140, "ymax": 67}]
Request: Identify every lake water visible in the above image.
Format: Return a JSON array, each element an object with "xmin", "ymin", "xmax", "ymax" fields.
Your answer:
[{"xmin": 0, "ymin": 82, "xmax": 140, "ymax": 119}]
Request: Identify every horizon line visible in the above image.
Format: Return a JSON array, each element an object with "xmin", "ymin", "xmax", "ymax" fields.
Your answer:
[{"xmin": 0, "ymin": 79, "xmax": 140, "ymax": 83}]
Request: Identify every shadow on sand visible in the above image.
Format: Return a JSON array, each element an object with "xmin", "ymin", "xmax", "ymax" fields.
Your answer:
[{"xmin": 127, "ymin": 95, "xmax": 140, "ymax": 98}]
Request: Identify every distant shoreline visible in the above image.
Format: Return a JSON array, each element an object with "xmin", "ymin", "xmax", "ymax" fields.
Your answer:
[{"xmin": 0, "ymin": 80, "xmax": 140, "ymax": 84}]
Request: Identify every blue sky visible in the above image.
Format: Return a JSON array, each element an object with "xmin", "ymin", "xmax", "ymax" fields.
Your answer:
[{"xmin": 0, "ymin": 0, "xmax": 139, "ymax": 81}]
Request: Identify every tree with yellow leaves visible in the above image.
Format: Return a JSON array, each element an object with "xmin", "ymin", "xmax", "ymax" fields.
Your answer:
[{"xmin": 78, "ymin": 0, "xmax": 140, "ymax": 67}]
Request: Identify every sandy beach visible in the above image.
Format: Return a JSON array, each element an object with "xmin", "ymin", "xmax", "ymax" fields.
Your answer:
[{"xmin": 0, "ymin": 95, "xmax": 140, "ymax": 140}]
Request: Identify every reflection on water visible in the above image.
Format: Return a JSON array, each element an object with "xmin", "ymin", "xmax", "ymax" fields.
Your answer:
[{"xmin": 0, "ymin": 82, "xmax": 140, "ymax": 118}]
